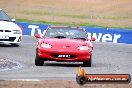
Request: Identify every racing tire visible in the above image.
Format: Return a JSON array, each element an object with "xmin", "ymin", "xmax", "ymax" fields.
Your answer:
[
  {"xmin": 83, "ymin": 54, "xmax": 92, "ymax": 67},
  {"xmin": 35, "ymin": 48, "xmax": 44, "ymax": 66}
]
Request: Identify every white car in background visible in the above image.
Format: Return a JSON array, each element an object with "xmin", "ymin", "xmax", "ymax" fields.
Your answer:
[{"xmin": 0, "ymin": 9, "xmax": 22, "ymax": 46}]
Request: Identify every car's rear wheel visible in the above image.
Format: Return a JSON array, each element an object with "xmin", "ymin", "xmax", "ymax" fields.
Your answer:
[
  {"xmin": 83, "ymin": 54, "xmax": 92, "ymax": 67},
  {"xmin": 35, "ymin": 48, "xmax": 44, "ymax": 66}
]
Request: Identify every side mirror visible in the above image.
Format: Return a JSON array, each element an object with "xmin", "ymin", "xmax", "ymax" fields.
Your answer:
[
  {"xmin": 35, "ymin": 34, "xmax": 41, "ymax": 38},
  {"xmin": 91, "ymin": 37, "xmax": 96, "ymax": 41},
  {"xmin": 11, "ymin": 19, "xmax": 16, "ymax": 22}
]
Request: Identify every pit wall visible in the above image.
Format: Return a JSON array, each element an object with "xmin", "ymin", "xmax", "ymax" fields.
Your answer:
[{"xmin": 16, "ymin": 22, "xmax": 132, "ymax": 44}]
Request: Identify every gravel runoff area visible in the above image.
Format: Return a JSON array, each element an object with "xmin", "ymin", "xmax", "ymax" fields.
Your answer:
[
  {"xmin": 0, "ymin": 58, "xmax": 22, "ymax": 72},
  {"xmin": 0, "ymin": 80, "xmax": 132, "ymax": 88}
]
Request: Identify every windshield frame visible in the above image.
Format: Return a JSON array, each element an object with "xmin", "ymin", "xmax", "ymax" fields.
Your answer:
[
  {"xmin": 0, "ymin": 10, "xmax": 11, "ymax": 22},
  {"xmin": 44, "ymin": 27, "xmax": 88, "ymax": 41}
]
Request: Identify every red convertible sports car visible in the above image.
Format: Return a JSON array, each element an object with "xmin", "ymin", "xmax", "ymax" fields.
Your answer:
[{"xmin": 35, "ymin": 26, "xmax": 95, "ymax": 67}]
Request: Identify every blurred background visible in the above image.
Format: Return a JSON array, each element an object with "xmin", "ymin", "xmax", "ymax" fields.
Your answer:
[{"xmin": 0, "ymin": 0, "xmax": 132, "ymax": 28}]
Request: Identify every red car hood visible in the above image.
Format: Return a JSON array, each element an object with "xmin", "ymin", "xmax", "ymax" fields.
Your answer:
[{"xmin": 40, "ymin": 38, "xmax": 91, "ymax": 50}]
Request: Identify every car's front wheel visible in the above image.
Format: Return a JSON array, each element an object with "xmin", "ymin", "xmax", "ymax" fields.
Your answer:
[
  {"xmin": 35, "ymin": 49, "xmax": 44, "ymax": 66},
  {"xmin": 83, "ymin": 54, "xmax": 92, "ymax": 67}
]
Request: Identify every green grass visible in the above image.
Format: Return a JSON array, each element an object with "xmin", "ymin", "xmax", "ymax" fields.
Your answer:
[
  {"xmin": 16, "ymin": 18, "xmax": 132, "ymax": 29},
  {"xmin": 16, "ymin": 10, "xmax": 132, "ymax": 29},
  {"xmin": 20, "ymin": 10, "xmax": 128, "ymax": 20}
]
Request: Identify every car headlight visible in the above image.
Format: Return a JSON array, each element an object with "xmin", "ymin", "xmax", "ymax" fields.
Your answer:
[
  {"xmin": 78, "ymin": 45, "xmax": 89, "ymax": 50},
  {"xmin": 13, "ymin": 30, "xmax": 21, "ymax": 34},
  {"xmin": 41, "ymin": 43, "xmax": 52, "ymax": 48}
]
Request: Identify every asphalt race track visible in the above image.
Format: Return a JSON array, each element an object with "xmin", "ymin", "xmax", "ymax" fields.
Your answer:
[{"xmin": 0, "ymin": 36, "xmax": 132, "ymax": 80}]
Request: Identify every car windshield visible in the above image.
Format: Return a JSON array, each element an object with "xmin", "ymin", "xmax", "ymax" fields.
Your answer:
[
  {"xmin": 0, "ymin": 10, "xmax": 11, "ymax": 21},
  {"xmin": 44, "ymin": 28, "xmax": 88, "ymax": 40}
]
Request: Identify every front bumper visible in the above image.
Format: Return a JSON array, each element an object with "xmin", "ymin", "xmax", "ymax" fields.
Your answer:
[
  {"xmin": 0, "ymin": 34, "xmax": 22, "ymax": 44},
  {"xmin": 37, "ymin": 48, "xmax": 92, "ymax": 62}
]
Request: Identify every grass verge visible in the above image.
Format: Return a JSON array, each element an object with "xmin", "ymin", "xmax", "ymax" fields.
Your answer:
[{"xmin": 16, "ymin": 19, "xmax": 132, "ymax": 29}]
